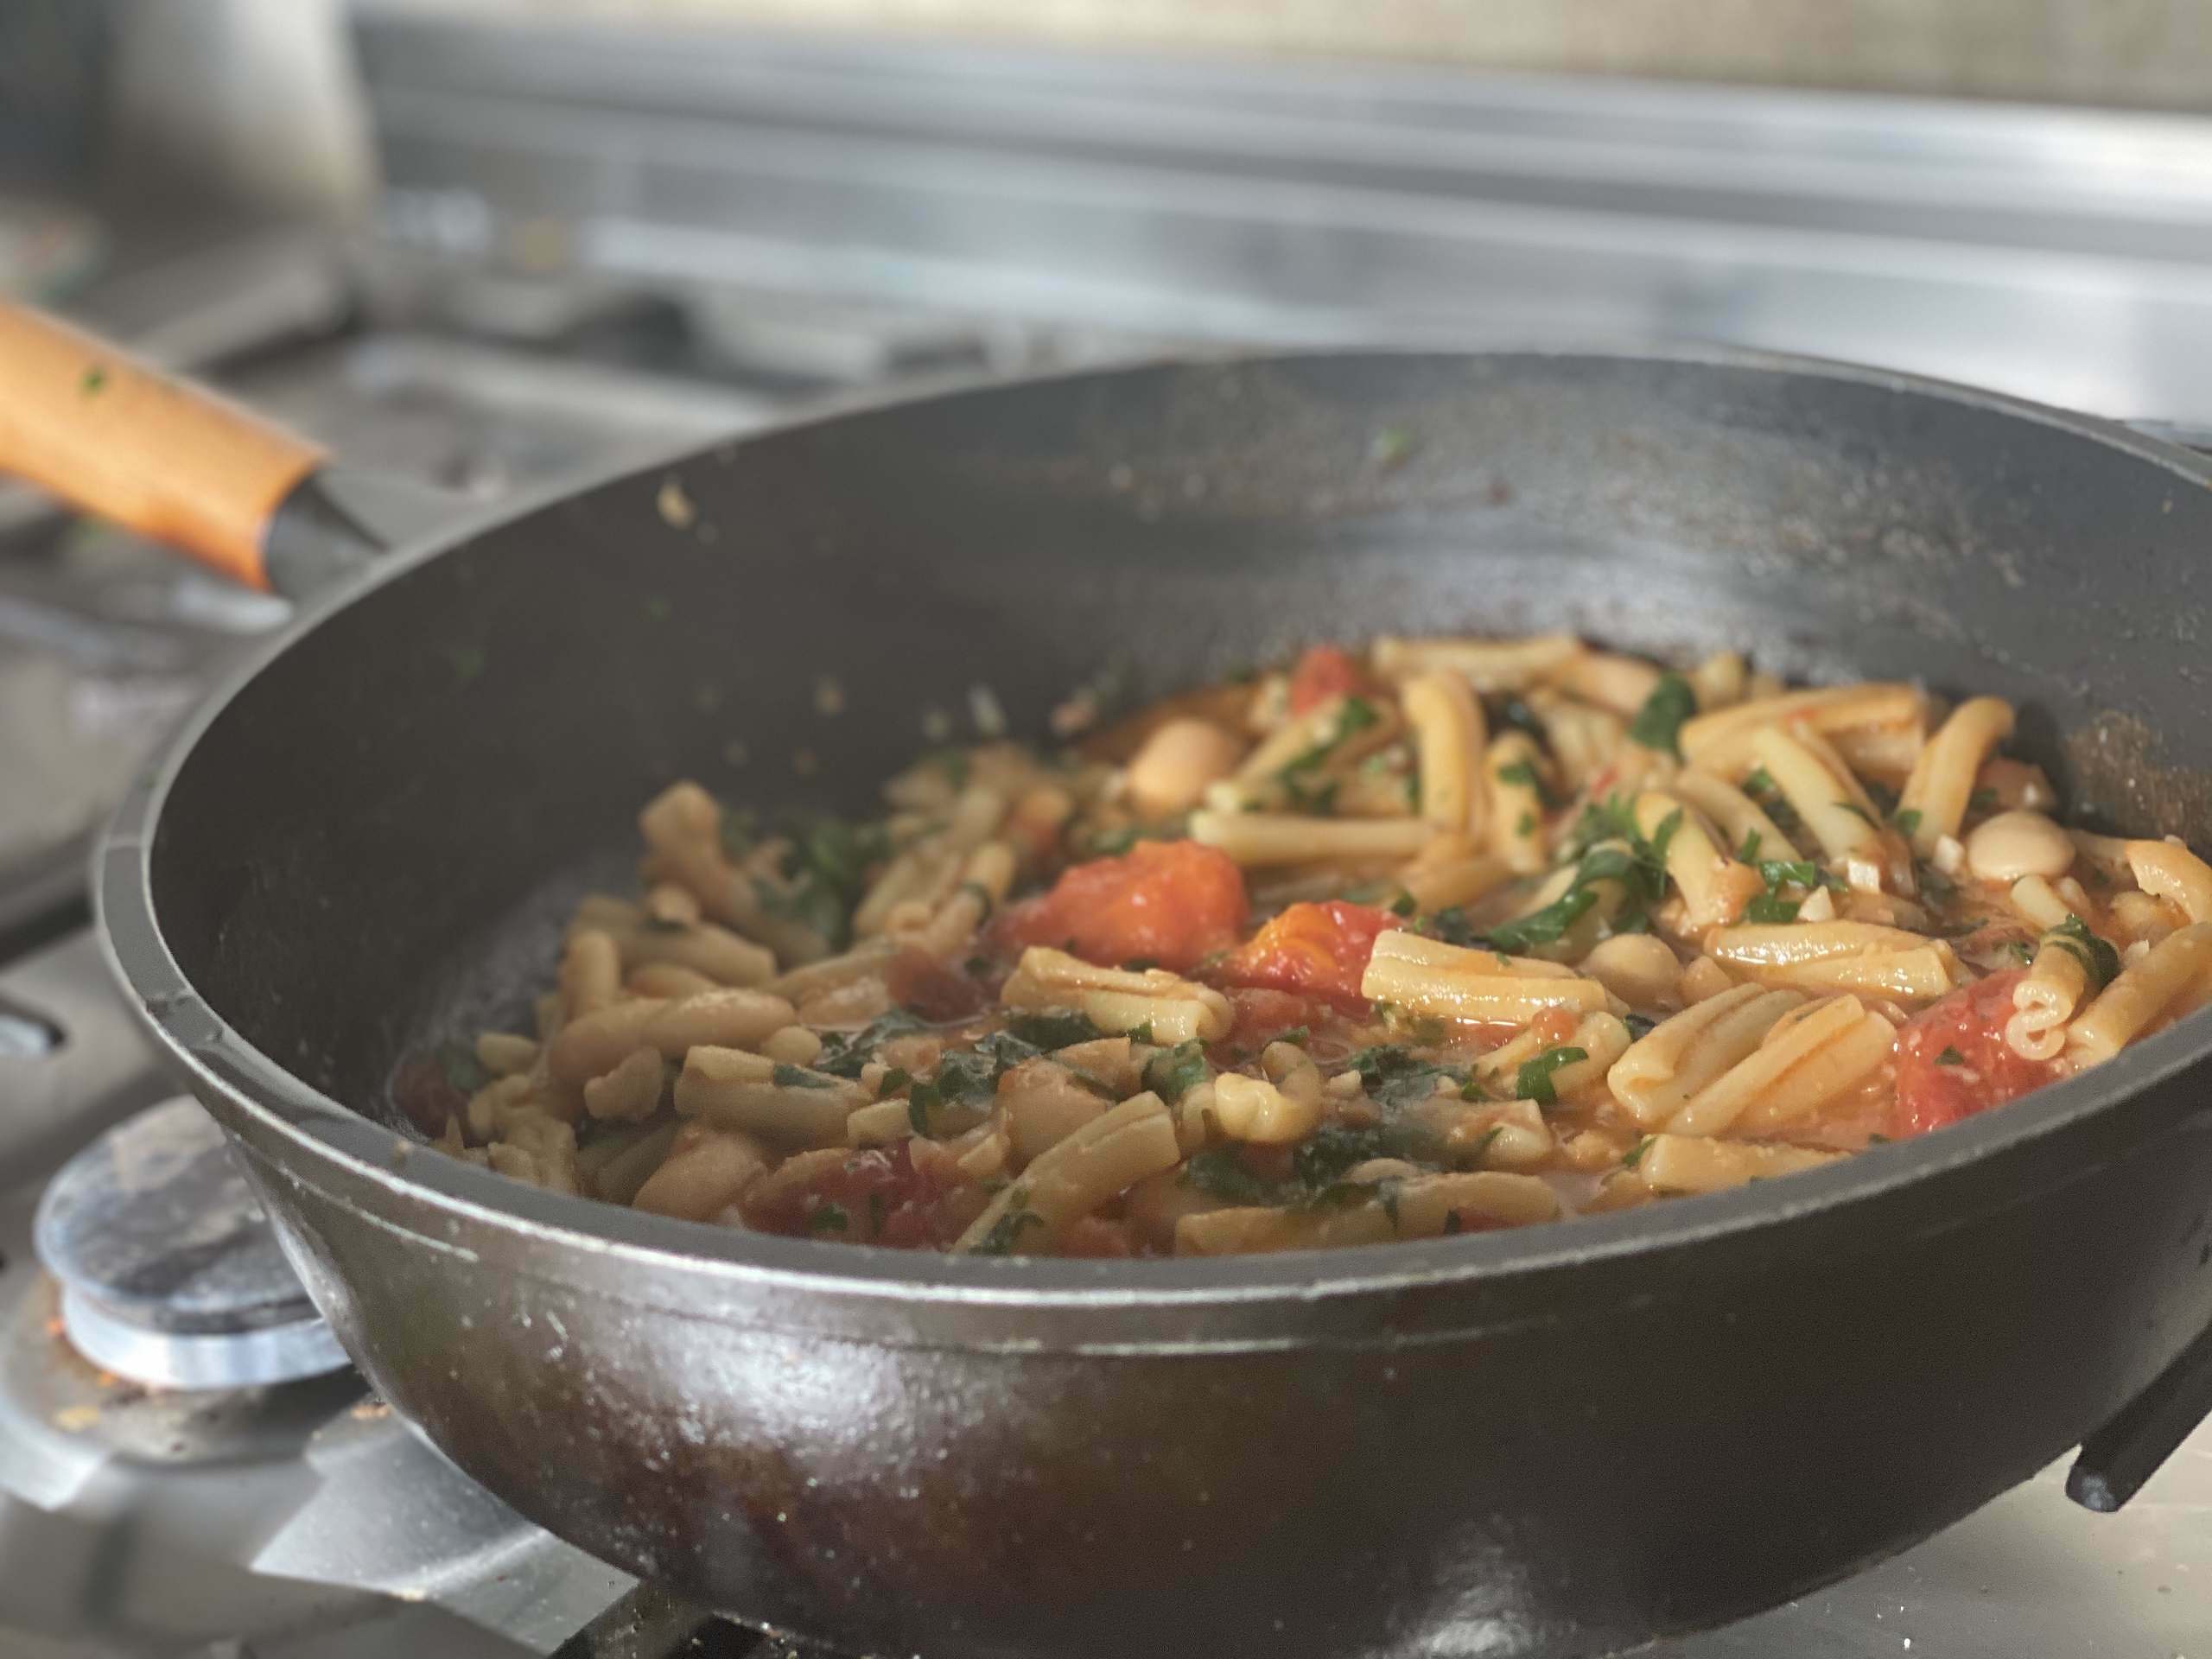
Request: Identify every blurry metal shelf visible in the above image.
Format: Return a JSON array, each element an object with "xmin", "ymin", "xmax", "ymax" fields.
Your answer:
[{"xmin": 353, "ymin": 9, "xmax": 2212, "ymax": 419}]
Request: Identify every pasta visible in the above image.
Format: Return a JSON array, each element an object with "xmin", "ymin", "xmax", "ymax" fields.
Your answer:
[{"xmin": 391, "ymin": 634, "xmax": 2212, "ymax": 1256}]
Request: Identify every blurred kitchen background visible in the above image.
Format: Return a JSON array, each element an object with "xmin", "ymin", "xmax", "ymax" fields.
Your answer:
[{"xmin": 6, "ymin": 0, "xmax": 2212, "ymax": 946}]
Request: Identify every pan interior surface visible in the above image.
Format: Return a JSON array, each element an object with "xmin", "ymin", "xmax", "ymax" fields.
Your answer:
[{"xmin": 144, "ymin": 350, "xmax": 2212, "ymax": 1172}]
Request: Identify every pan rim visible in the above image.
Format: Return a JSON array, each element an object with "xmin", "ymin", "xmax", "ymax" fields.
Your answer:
[{"xmin": 95, "ymin": 340, "xmax": 2212, "ymax": 1319}]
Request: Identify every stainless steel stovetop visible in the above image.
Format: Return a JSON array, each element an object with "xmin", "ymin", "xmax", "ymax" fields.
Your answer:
[{"xmin": 7, "ymin": 22, "xmax": 2212, "ymax": 1648}]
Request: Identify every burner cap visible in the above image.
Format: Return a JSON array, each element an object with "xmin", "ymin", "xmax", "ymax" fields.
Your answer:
[{"xmin": 33, "ymin": 1098, "xmax": 350, "ymax": 1389}]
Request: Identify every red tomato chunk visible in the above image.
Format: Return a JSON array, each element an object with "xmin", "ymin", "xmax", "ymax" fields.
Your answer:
[
  {"xmin": 1891, "ymin": 969, "xmax": 2057, "ymax": 1139},
  {"xmin": 744, "ymin": 1141, "xmax": 982, "ymax": 1249},
  {"xmin": 1216, "ymin": 900, "xmax": 1400, "ymax": 1008},
  {"xmin": 994, "ymin": 840, "xmax": 1248, "ymax": 973},
  {"xmin": 1287, "ymin": 645, "xmax": 1375, "ymax": 715}
]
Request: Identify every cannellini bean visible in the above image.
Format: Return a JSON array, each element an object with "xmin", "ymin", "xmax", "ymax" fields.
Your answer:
[
  {"xmin": 1965, "ymin": 810, "xmax": 2074, "ymax": 883},
  {"xmin": 760, "ymin": 1026, "xmax": 825, "ymax": 1065},
  {"xmin": 1126, "ymin": 717, "xmax": 1247, "ymax": 817}
]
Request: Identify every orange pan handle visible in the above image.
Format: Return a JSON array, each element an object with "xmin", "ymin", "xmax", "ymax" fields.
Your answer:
[{"xmin": 0, "ymin": 299, "xmax": 328, "ymax": 592}]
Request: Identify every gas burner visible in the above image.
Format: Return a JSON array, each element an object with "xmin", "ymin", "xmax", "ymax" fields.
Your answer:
[{"xmin": 33, "ymin": 1096, "xmax": 349, "ymax": 1389}]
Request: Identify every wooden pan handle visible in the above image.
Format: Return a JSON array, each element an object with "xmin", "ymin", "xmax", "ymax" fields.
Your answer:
[{"xmin": 0, "ymin": 300, "xmax": 327, "ymax": 591}]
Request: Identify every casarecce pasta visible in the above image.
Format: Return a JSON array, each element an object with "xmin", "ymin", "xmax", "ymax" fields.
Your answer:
[{"xmin": 393, "ymin": 637, "xmax": 2212, "ymax": 1256}]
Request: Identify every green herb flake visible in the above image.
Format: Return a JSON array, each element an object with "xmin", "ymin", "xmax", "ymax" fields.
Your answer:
[
  {"xmin": 1344, "ymin": 1046, "xmax": 1469, "ymax": 1109},
  {"xmin": 81, "ymin": 364, "xmax": 107, "ymax": 396},
  {"xmin": 1968, "ymin": 787, "xmax": 1999, "ymax": 813},
  {"xmin": 2047, "ymin": 915, "xmax": 2121, "ymax": 991},
  {"xmin": 1004, "ymin": 1008, "xmax": 1107, "ymax": 1052},
  {"xmin": 877, "ymin": 1066, "xmax": 911, "ymax": 1096},
  {"xmin": 436, "ymin": 1041, "xmax": 489, "ymax": 1096},
  {"xmin": 1515, "ymin": 810, "xmax": 1537, "ymax": 836},
  {"xmin": 1743, "ymin": 766, "xmax": 1778, "ymax": 798},
  {"xmin": 1626, "ymin": 672, "xmax": 1697, "ymax": 758},
  {"xmin": 1515, "ymin": 1046, "xmax": 1589, "ymax": 1108},
  {"xmin": 1467, "ymin": 1124, "xmax": 1504, "ymax": 1165},
  {"xmin": 1483, "ymin": 886, "xmax": 1599, "ymax": 953},
  {"xmin": 1743, "ymin": 893, "xmax": 1802, "ymax": 924},
  {"xmin": 814, "ymin": 1009, "xmax": 928, "ymax": 1078},
  {"xmin": 969, "ymin": 1197, "xmax": 1047, "ymax": 1256},
  {"xmin": 772, "ymin": 1062, "xmax": 834, "ymax": 1089},
  {"xmin": 806, "ymin": 1200, "xmax": 850, "ymax": 1234},
  {"xmin": 1891, "ymin": 808, "xmax": 1923, "ymax": 836},
  {"xmin": 1389, "ymin": 890, "xmax": 1418, "ymax": 918},
  {"xmin": 1369, "ymin": 426, "xmax": 1416, "ymax": 469},
  {"xmin": 1623, "ymin": 1135, "xmax": 1656, "ymax": 1169},
  {"xmin": 1180, "ymin": 1148, "xmax": 1274, "ymax": 1205},
  {"xmin": 1736, "ymin": 828, "xmax": 1763, "ymax": 863},
  {"xmin": 1834, "ymin": 799, "xmax": 1876, "ymax": 826},
  {"xmin": 1935, "ymin": 1046, "xmax": 1967, "ymax": 1067},
  {"xmin": 1143, "ymin": 1040, "xmax": 1211, "ymax": 1103}
]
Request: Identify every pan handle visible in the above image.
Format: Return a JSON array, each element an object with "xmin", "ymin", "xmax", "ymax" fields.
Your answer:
[{"xmin": 0, "ymin": 300, "xmax": 417, "ymax": 599}]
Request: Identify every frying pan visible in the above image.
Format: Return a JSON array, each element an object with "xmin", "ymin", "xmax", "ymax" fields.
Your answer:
[{"xmin": 5, "ymin": 300, "xmax": 2212, "ymax": 1657}]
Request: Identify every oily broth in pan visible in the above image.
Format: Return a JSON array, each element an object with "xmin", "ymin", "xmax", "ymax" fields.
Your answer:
[{"xmin": 391, "ymin": 634, "xmax": 2212, "ymax": 1256}]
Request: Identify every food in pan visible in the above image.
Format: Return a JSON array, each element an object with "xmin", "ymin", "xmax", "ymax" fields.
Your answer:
[{"xmin": 397, "ymin": 635, "xmax": 2212, "ymax": 1256}]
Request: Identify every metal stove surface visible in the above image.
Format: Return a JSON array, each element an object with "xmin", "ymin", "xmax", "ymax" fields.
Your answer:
[{"xmin": 2, "ymin": 930, "xmax": 2208, "ymax": 1657}]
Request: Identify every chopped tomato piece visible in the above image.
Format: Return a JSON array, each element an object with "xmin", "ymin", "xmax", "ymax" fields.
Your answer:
[
  {"xmin": 743, "ymin": 1141, "xmax": 982, "ymax": 1249},
  {"xmin": 1216, "ymin": 900, "xmax": 1400, "ymax": 1007},
  {"xmin": 993, "ymin": 839, "xmax": 1248, "ymax": 973},
  {"xmin": 886, "ymin": 946, "xmax": 990, "ymax": 1022},
  {"xmin": 1287, "ymin": 645, "xmax": 1375, "ymax": 715},
  {"xmin": 1891, "ymin": 969, "xmax": 2057, "ymax": 1138}
]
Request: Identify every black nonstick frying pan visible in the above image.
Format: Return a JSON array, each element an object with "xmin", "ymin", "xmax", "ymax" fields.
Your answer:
[{"xmin": 5, "ymin": 300, "xmax": 2212, "ymax": 1657}]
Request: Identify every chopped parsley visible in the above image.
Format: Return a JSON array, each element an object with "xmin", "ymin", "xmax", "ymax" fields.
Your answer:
[
  {"xmin": 1968, "ymin": 786, "xmax": 1999, "ymax": 813},
  {"xmin": 1179, "ymin": 1148, "xmax": 1274, "ymax": 1205},
  {"xmin": 805, "ymin": 1200, "xmax": 850, "ymax": 1234},
  {"xmin": 1624, "ymin": 1012, "xmax": 1658, "ymax": 1039},
  {"xmin": 1515, "ymin": 810, "xmax": 1537, "ymax": 836},
  {"xmin": 969, "ymin": 1196, "xmax": 1047, "ymax": 1256},
  {"xmin": 1390, "ymin": 890, "xmax": 1419, "ymax": 917},
  {"xmin": 814, "ymin": 1009, "xmax": 927, "ymax": 1078},
  {"xmin": 1483, "ymin": 886, "xmax": 1599, "ymax": 953},
  {"xmin": 1466, "ymin": 1124, "xmax": 1504, "ymax": 1164},
  {"xmin": 1290, "ymin": 1122, "xmax": 1428, "ymax": 1190},
  {"xmin": 1483, "ymin": 811, "xmax": 1677, "ymax": 951},
  {"xmin": 877, "ymin": 1066, "xmax": 911, "ymax": 1096},
  {"xmin": 1935, "ymin": 1046, "xmax": 1967, "ymax": 1066},
  {"xmin": 1494, "ymin": 759, "xmax": 1558, "ymax": 808},
  {"xmin": 1626, "ymin": 672, "xmax": 1696, "ymax": 757},
  {"xmin": 1003, "ymin": 1008, "xmax": 1107, "ymax": 1052},
  {"xmin": 2046, "ymin": 915, "xmax": 2121, "ymax": 991},
  {"xmin": 1279, "ymin": 696, "xmax": 1382, "ymax": 791},
  {"xmin": 772, "ymin": 1062, "xmax": 833, "ymax": 1089},
  {"xmin": 907, "ymin": 1030, "xmax": 1039, "ymax": 1135},
  {"xmin": 1275, "ymin": 1025, "xmax": 1311, "ymax": 1046},
  {"xmin": 437, "ymin": 1040, "xmax": 489, "ymax": 1096},
  {"xmin": 1833, "ymin": 799, "xmax": 1876, "ymax": 826},
  {"xmin": 1344, "ymin": 1045, "xmax": 1469, "ymax": 1108},
  {"xmin": 1891, "ymin": 808, "xmax": 1923, "ymax": 836},
  {"xmin": 1487, "ymin": 693, "xmax": 1548, "ymax": 744},
  {"xmin": 1743, "ymin": 893, "xmax": 1802, "ymax": 924},
  {"xmin": 1622, "ymin": 1135, "xmax": 1656, "ymax": 1169},
  {"xmin": 1143, "ymin": 1040, "xmax": 1211, "ymax": 1103},
  {"xmin": 1737, "ymin": 828, "xmax": 1763, "ymax": 863},
  {"xmin": 1515, "ymin": 1046, "xmax": 1589, "ymax": 1108}
]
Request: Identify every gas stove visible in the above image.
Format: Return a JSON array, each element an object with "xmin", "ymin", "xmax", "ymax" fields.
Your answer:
[{"xmin": 8, "ymin": 16, "xmax": 2212, "ymax": 1652}]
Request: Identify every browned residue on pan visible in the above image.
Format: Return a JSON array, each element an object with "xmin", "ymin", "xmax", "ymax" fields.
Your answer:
[{"xmin": 2065, "ymin": 709, "xmax": 2212, "ymax": 841}]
